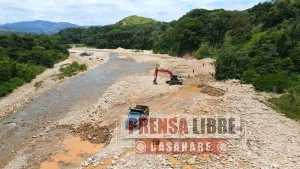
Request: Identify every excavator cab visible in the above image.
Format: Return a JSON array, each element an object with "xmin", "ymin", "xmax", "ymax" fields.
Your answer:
[{"xmin": 167, "ymin": 75, "xmax": 183, "ymax": 85}]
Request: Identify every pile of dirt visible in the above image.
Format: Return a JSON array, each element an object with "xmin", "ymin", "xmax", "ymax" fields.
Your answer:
[
  {"xmin": 71, "ymin": 124, "xmax": 113, "ymax": 144},
  {"xmin": 198, "ymin": 83, "xmax": 225, "ymax": 96},
  {"xmin": 80, "ymin": 51, "xmax": 94, "ymax": 56}
]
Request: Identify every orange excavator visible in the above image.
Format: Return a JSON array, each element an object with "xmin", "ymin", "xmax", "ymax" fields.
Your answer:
[{"xmin": 153, "ymin": 67, "xmax": 183, "ymax": 85}]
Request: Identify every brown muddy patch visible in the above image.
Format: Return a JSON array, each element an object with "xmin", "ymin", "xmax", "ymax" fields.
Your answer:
[
  {"xmin": 168, "ymin": 156, "xmax": 181, "ymax": 165},
  {"xmin": 40, "ymin": 135, "xmax": 105, "ymax": 169},
  {"xmin": 182, "ymin": 165, "xmax": 195, "ymax": 169}
]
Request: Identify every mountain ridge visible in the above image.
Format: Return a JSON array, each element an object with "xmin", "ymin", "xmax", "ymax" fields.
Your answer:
[
  {"xmin": 0, "ymin": 26, "xmax": 24, "ymax": 35},
  {"xmin": 2, "ymin": 20, "xmax": 80, "ymax": 35}
]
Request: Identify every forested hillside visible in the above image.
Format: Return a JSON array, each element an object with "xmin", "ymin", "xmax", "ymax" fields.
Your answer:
[
  {"xmin": 117, "ymin": 15, "xmax": 157, "ymax": 26},
  {"xmin": 0, "ymin": 34, "xmax": 69, "ymax": 97},
  {"xmin": 56, "ymin": 16, "xmax": 167, "ymax": 49},
  {"xmin": 57, "ymin": 0, "xmax": 300, "ymax": 119}
]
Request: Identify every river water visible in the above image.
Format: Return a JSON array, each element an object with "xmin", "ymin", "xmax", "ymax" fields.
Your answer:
[{"xmin": 0, "ymin": 53, "xmax": 154, "ymax": 164}]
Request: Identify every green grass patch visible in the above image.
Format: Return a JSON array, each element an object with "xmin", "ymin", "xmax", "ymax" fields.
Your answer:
[
  {"xmin": 242, "ymin": 31, "xmax": 267, "ymax": 50},
  {"xmin": 231, "ymin": 31, "xmax": 267, "ymax": 52},
  {"xmin": 57, "ymin": 62, "xmax": 87, "ymax": 79},
  {"xmin": 212, "ymin": 54, "xmax": 218, "ymax": 60},
  {"xmin": 34, "ymin": 81, "xmax": 44, "ymax": 89},
  {"xmin": 270, "ymin": 85, "xmax": 300, "ymax": 120}
]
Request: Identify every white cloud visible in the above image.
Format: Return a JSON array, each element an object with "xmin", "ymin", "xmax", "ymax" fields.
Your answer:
[{"xmin": 0, "ymin": 0, "xmax": 265, "ymax": 25}]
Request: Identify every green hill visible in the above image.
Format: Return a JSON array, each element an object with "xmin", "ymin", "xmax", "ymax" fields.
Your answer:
[
  {"xmin": 56, "ymin": 15, "xmax": 166, "ymax": 49},
  {"xmin": 117, "ymin": 15, "xmax": 157, "ymax": 26}
]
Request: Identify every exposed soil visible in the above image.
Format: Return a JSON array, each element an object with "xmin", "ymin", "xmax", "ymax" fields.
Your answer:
[
  {"xmin": 1, "ymin": 48, "xmax": 300, "ymax": 169},
  {"xmin": 71, "ymin": 123, "xmax": 113, "ymax": 144}
]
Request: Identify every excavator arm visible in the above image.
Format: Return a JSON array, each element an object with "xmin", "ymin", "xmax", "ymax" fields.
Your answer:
[{"xmin": 153, "ymin": 67, "xmax": 173, "ymax": 84}]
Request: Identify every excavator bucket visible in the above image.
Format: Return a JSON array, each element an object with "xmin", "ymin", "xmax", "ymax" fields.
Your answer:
[{"xmin": 153, "ymin": 79, "xmax": 157, "ymax": 85}]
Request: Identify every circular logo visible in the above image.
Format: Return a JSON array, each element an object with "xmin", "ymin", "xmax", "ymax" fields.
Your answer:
[
  {"xmin": 217, "ymin": 141, "xmax": 229, "ymax": 154},
  {"xmin": 135, "ymin": 141, "xmax": 146, "ymax": 154}
]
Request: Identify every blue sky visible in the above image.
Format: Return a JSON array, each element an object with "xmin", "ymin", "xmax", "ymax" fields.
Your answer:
[{"xmin": 0, "ymin": 0, "xmax": 267, "ymax": 25}]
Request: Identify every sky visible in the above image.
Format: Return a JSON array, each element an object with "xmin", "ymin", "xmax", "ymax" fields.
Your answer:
[{"xmin": 0, "ymin": 0, "xmax": 266, "ymax": 26}]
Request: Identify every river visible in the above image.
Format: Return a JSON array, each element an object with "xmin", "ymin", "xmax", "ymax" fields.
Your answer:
[{"xmin": 0, "ymin": 52, "xmax": 154, "ymax": 164}]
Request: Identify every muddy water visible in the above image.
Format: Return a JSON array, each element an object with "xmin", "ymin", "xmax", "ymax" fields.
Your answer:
[
  {"xmin": 40, "ymin": 135, "xmax": 105, "ymax": 169},
  {"xmin": 0, "ymin": 53, "xmax": 154, "ymax": 165}
]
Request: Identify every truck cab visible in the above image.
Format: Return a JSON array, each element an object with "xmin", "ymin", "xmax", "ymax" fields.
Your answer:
[{"xmin": 125, "ymin": 105, "xmax": 149, "ymax": 129}]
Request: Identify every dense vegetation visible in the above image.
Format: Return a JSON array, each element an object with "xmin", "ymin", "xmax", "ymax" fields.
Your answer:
[
  {"xmin": 57, "ymin": 62, "xmax": 87, "ymax": 79},
  {"xmin": 57, "ymin": 0, "xmax": 300, "ymax": 119},
  {"xmin": 270, "ymin": 86, "xmax": 300, "ymax": 119},
  {"xmin": 56, "ymin": 16, "xmax": 167, "ymax": 49},
  {"xmin": 117, "ymin": 15, "xmax": 157, "ymax": 26},
  {"xmin": 0, "ymin": 34, "xmax": 69, "ymax": 97}
]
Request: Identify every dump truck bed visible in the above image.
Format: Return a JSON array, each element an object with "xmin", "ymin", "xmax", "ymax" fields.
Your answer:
[{"xmin": 130, "ymin": 105, "xmax": 149, "ymax": 115}]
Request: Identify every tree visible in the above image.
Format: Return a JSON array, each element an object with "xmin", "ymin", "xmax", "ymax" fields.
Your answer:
[
  {"xmin": 256, "ymin": 40, "xmax": 279, "ymax": 58},
  {"xmin": 289, "ymin": 45, "xmax": 300, "ymax": 72},
  {"xmin": 247, "ymin": 2, "xmax": 273, "ymax": 24},
  {"xmin": 265, "ymin": 0, "xmax": 292, "ymax": 27},
  {"xmin": 0, "ymin": 47, "xmax": 8, "ymax": 61},
  {"xmin": 241, "ymin": 69, "xmax": 259, "ymax": 84},
  {"xmin": 0, "ymin": 61, "xmax": 13, "ymax": 82},
  {"xmin": 174, "ymin": 17, "xmax": 203, "ymax": 55},
  {"xmin": 253, "ymin": 72, "xmax": 291, "ymax": 93},
  {"xmin": 276, "ymin": 32, "xmax": 292, "ymax": 57},
  {"xmin": 216, "ymin": 43, "xmax": 249, "ymax": 80},
  {"xmin": 230, "ymin": 17, "xmax": 253, "ymax": 44}
]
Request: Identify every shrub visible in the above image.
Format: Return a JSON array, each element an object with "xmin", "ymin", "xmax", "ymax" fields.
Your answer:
[
  {"xmin": 0, "ymin": 78, "xmax": 24, "ymax": 97},
  {"xmin": 34, "ymin": 81, "xmax": 44, "ymax": 89},
  {"xmin": 216, "ymin": 43, "xmax": 249, "ymax": 80},
  {"xmin": 193, "ymin": 42, "xmax": 214, "ymax": 59},
  {"xmin": 10, "ymin": 78, "xmax": 24, "ymax": 88},
  {"xmin": 241, "ymin": 69, "xmax": 259, "ymax": 84},
  {"xmin": 253, "ymin": 72, "xmax": 291, "ymax": 93},
  {"xmin": 58, "ymin": 62, "xmax": 87, "ymax": 79},
  {"xmin": 0, "ymin": 85, "xmax": 9, "ymax": 97}
]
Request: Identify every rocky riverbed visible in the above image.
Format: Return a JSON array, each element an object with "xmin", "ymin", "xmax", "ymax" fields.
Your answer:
[{"xmin": 2, "ymin": 48, "xmax": 300, "ymax": 169}]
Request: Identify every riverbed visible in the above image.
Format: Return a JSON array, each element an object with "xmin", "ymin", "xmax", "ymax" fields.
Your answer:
[{"xmin": 0, "ymin": 52, "xmax": 154, "ymax": 164}]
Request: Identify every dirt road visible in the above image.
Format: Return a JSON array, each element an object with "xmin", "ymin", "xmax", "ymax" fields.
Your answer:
[{"xmin": 2, "ymin": 48, "xmax": 300, "ymax": 169}]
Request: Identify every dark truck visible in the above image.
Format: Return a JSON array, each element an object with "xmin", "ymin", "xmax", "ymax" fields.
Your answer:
[{"xmin": 125, "ymin": 105, "xmax": 149, "ymax": 129}]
